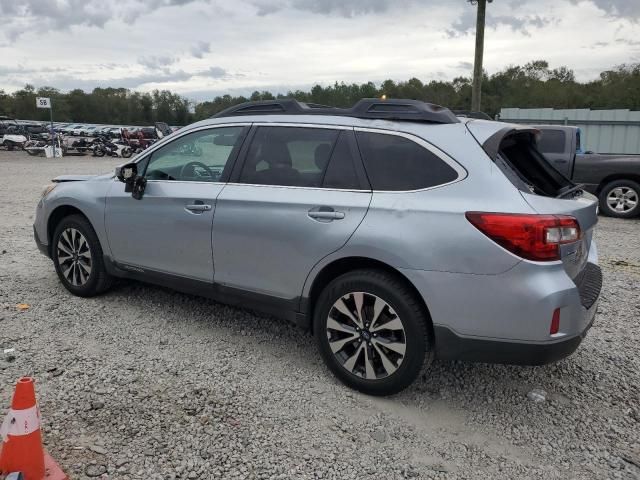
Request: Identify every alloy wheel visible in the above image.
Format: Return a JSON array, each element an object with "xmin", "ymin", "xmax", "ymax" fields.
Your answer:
[
  {"xmin": 57, "ymin": 228, "xmax": 92, "ymax": 286},
  {"xmin": 607, "ymin": 187, "xmax": 638, "ymax": 213},
  {"xmin": 326, "ymin": 292, "xmax": 406, "ymax": 380}
]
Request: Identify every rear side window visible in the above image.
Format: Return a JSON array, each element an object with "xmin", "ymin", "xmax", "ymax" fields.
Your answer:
[
  {"xmin": 537, "ymin": 130, "xmax": 566, "ymax": 154},
  {"xmin": 239, "ymin": 127, "xmax": 340, "ymax": 187},
  {"xmin": 355, "ymin": 131, "xmax": 458, "ymax": 191}
]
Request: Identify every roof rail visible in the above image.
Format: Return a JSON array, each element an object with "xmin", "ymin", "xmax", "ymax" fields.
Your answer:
[{"xmin": 212, "ymin": 98, "xmax": 460, "ymax": 124}]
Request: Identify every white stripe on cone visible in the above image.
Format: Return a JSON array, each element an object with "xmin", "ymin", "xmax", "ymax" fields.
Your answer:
[{"xmin": 0, "ymin": 405, "xmax": 41, "ymax": 441}]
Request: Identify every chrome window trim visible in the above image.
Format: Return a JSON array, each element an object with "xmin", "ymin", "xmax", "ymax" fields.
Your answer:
[
  {"xmin": 224, "ymin": 182, "xmax": 371, "ymax": 193},
  {"xmin": 132, "ymin": 121, "xmax": 467, "ymax": 193},
  {"xmin": 354, "ymin": 127, "xmax": 468, "ymax": 194},
  {"xmin": 250, "ymin": 122, "xmax": 352, "ymax": 131},
  {"xmin": 145, "ymin": 180, "xmax": 225, "ymax": 186}
]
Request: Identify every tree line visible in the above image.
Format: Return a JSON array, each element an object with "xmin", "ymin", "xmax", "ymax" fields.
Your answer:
[{"xmin": 1, "ymin": 60, "xmax": 639, "ymax": 126}]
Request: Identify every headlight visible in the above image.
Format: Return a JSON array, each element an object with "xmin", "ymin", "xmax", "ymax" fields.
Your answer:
[{"xmin": 40, "ymin": 184, "xmax": 57, "ymax": 199}]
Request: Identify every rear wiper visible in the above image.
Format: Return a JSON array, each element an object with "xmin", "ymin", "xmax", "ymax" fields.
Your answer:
[{"xmin": 556, "ymin": 184, "xmax": 585, "ymax": 199}]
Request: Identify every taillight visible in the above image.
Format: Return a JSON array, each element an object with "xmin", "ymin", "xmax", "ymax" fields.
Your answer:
[{"xmin": 465, "ymin": 212, "xmax": 581, "ymax": 261}]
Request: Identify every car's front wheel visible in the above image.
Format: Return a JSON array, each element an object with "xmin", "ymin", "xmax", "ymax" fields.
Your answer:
[
  {"xmin": 314, "ymin": 269, "xmax": 433, "ymax": 396},
  {"xmin": 52, "ymin": 215, "xmax": 113, "ymax": 297}
]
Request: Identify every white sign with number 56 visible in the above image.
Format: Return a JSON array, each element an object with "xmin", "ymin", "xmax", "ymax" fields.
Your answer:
[{"xmin": 36, "ymin": 97, "xmax": 51, "ymax": 109}]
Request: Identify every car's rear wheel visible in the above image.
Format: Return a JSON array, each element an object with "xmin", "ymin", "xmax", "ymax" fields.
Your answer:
[
  {"xmin": 314, "ymin": 269, "xmax": 433, "ymax": 396},
  {"xmin": 599, "ymin": 179, "xmax": 640, "ymax": 218},
  {"xmin": 52, "ymin": 215, "xmax": 113, "ymax": 297}
]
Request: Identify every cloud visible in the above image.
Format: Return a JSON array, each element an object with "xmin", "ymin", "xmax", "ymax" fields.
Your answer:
[
  {"xmin": 198, "ymin": 66, "xmax": 227, "ymax": 78},
  {"xmin": 615, "ymin": 38, "xmax": 640, "ymax": 46},
  {"xmin": 0, "ymin": 0, "xmax": 207, "ymax": 39},
  {"xmin": 252, "ymin": 0, "xmax": 423, "ymax": 17},
  {"xmin": 448, "ymin": 9, "xmax": 553, "ymax": 37},
  {"xmin": 0, "ymin": 0, "xmax": 637, "ymax": 97},
  {"xmin": 138, "ymin": 55, "xmax": 178, "ymax": 69},
  {"xmin": 23, "ymin": 64, "xmax": 229, "ymax": 91},
  {"xmin": 571, "ymin": 0, "xmax": 640, "ymax": 20},
  {"xmin": 0, "ymin": 64, "xmax": 64, "ymax": 76},
  {"xmin": 190, "ymin": 41, "xmax": 211, "ymax": 59},
  {"xmin": 455, "ymin": 61, "xmax": 473, "ymax": 70}
]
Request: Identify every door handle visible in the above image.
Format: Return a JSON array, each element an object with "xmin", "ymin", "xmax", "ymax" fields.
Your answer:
[
  {"xmin": 554, "ymin": 159, "xmax": 568, "ymax": 164},
  {"xmin": 308, "ymin": 209, "xmax": 345, "ymax": 220},
  {"xmin": 185, "ymin": 203, "xmax": 212, "ymax": 213}
]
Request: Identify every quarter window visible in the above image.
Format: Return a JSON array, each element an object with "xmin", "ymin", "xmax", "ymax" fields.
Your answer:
[
  {"xmin": 239, "ymin": 127, "xmax": 340, "ymax": 187},
  {"xmin": 355, "ymin": 131, "xmax": 458, "ymax": 191},
  {"xmin": 144, "ymin": 126, "xmax": 246, "ymax": 182}
]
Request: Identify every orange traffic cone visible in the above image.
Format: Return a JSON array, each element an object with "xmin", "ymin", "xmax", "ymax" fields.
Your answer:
[{"xmin": 0, "ymin": 377, "xmax": 67, "ymax": 480}]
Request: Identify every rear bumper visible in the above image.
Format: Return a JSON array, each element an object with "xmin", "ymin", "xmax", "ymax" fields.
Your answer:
[
  {"xmin": 400, "ymin": 260, "xmax": 602, "ymax": 365},
  {"xmin": 434, "ymin": 301, "xmax": 597, "ymax": 365}
]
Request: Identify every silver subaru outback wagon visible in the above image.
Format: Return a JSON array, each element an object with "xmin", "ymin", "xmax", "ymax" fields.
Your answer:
[{"xmin": 34, "ymin": 99, "xmax": 602, "ymax": 395}]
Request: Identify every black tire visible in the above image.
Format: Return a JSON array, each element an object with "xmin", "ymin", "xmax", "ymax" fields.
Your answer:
[
  {"xmin": 52, "ymin": 214, "xmax": 113, "ymax": 297},
  {"xmin": 6, "ymin": 142, "xmax": 14, "ymax": 151},
  {"xmin": 121, "ymin": 147, "xmax": 132, "ymax": 158},
  {"xmin": 598, "ymin": 179, "xmax": 640, "ymax": 218},
  {"xmin": 94, "ymin": 146, "xmax": 105, "ymax": 157},
  {"xmin": 314, "ymin": 269, "xmax": 433, "ymax": 396}
]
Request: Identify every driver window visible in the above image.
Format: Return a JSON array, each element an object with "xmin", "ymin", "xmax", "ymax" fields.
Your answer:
[{"xmin": 144, "ymin": 126, "xmax": 246, "ymax": 182}]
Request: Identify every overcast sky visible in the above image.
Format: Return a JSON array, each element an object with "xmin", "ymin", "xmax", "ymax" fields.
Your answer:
[{"xmin": 0, "ymin": 0, "xmax": 639, "ymax": 102}]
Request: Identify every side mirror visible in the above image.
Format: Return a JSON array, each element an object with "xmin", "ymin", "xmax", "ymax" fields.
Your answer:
[
  {"xmin": 115, "ymin": 162, "xmax": 137, "ymax": 183},
  {"xmin": 115, "ymin": 162, "xmax": 147, "ymax": 200}
]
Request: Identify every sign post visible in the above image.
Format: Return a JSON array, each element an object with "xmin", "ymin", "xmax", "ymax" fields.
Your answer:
[{"xmin": 36, "ymin": 97, "xmax": 56, "ymax": 156}]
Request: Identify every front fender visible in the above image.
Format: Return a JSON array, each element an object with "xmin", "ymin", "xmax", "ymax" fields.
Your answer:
[{"xmin": 39, "ymin": 180, "xmax": 113, "ymax": 256}]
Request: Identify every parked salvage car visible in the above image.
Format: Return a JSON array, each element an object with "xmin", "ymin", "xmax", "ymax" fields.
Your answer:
[
  {"xmin": 34, "ymin": 99, "xmax": 602, "ymax": 395},
  {"xmin": 536, "ymin": 126, "xmax": 640, "ymax": 218},
  {"xmin": 0, "ymin": 116, "xmax": 28, "ymax": 150}
]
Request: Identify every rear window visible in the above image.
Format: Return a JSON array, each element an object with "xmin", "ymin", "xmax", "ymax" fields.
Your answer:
[
  {"xmin": 537, "ymin": 130, "xmax": 566, "ymax": 154},
  {"xmin": 355, "ymin": 131, "xmax": 458, "ymax": 191},
  {"xmin": 498, "ymin": 132, "xmax": 572, "ymax": 196}
]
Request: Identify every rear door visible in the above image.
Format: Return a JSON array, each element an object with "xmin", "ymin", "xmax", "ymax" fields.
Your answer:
[{"xmin": 211, "ymin": 124, "xmax": 371, "ymax": 299}]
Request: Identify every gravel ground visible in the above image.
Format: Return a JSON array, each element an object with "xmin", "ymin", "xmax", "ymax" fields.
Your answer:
[{"xmin": 0, "ymin": 150, "xmax": 639, "ymax": 480}]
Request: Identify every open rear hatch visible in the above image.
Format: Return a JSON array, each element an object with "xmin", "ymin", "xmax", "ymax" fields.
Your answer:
[{"xmin": 467, "ymin": 121, "xmax": 599, "ymax": 282}]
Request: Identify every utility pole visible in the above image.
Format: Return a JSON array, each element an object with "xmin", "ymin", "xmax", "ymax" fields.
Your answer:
[{"xmin": 470, "ymin": 0, "xmax": 491, "ymax": 112}]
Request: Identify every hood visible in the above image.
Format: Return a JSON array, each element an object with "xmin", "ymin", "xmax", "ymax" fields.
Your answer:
[{"xmin": 52, "ymin": 172, "xmax": 114, "ymax": 183}]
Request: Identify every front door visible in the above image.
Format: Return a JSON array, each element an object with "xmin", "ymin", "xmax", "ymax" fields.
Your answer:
[
  {"xmin": 212, "ymin": 125, "xmax": 372, "ymax": 300},
  {"xmin": 105, "ymin": 125, "xmax": 248, "ymax": 282}
]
